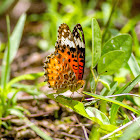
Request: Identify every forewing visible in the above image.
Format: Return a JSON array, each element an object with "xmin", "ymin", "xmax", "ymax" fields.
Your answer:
[
  {"xmin": 72, "ymin": 24, "xmax": 85, "ymax": 80},
  {"xmin": 55, "ymin": 23, "xmax": 79, "ymax": 80}
]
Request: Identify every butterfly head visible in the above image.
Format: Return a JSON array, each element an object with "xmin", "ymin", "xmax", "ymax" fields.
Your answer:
[{"xmin": 69, "ymin": 80, "xmax": 85, "ymax": 92}]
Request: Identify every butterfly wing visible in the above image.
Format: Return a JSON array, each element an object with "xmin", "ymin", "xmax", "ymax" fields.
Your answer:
[
  {"xmin": 55, "ymin": 23, "xmax": 79, "ymax": 80},
  {"xmin": 44, "ymin": 52, "xmax": 77, "ymax": 93},
  {"xmin": 44, "ymin": 23, "xmax": 85, "ymax": 93},
  {"xmin": 72, "ymin": 24, "xmax": 85, "ymax": 80}
]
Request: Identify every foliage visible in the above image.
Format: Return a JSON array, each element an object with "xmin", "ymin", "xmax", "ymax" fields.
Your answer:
[
  {"xmin": 0, "ymin": 0, "xmax": 140, "ymax": 139},
  {"xmin": 0, "ymin": 14, "xmax": 52, "ymax": 140},
  {"xmin": 45, "ymin": 18, "xmax": 140, "ymax": 139},
  {"xmin": 0, "ymin": 14, "xmax": 27, "ymax": 122}
]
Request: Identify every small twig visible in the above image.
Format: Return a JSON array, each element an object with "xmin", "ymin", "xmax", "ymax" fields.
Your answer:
[
  {"xmin": 86, "ymin": 93, "xmax": 140, "ymax": 101},
  {"xmin": 100, "ymin": 117, "xmax": 140, "ymax": 140},
  {"xmin": 27, "ymin": 112, "xmax": 50, "ymax": 118},
  {"xmin": 131, "ymin": 113, "xmax": 140, "ymax": 127},
  {"xmin": 15, "ymin": 125, "xmax": 29, "ymax": 131},
  {"xmin": 68, "ymin": 124, "xmax": 91, "ymax": 127},
  {"xmin": 0, "ymin": 111, "xmax": 51, "ymax": 121},
  {"xmin": 60, "ymin": 132, "xmax": 85, "ymax": 140},
  {"xmin": 0, "ymin": 115, "xmax": 17, "ymax": 120},
  {"xmin": 74, "ymin": 115, "xmax": 89, "ymax": 140}
]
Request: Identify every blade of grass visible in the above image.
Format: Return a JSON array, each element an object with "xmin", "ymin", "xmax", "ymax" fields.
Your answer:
[
  {"xmin": 0, "ymin": 16, "xmax": 11, "ymax": 115},
  {"xmin": 105, "ymin": 81, "xmax": 118, "ymax": 96},
  {"xmin": 128, "ymin": 53, "xmax": 140, "ymax": 77},
  {"xmin": 102, "ymin": 0, "xmax": 118, "ymax": 43},
  {"xmin": 101, "ymin": 117, "xmax": 140, "ymax": 140},
  {"xmin": 7, "ymin": 72, "xmax": 43, "ymax": 89},
  {"xmin": 131, "ymin": 28, "xmax": 140, "ymax": 57},
  {"xmin": 119, "ymin": 117, "xmax": 140, "ymax": 140},
  {"xmin": 1, "ymin": 14, "xmax": 26, "ymax": 88},
  {"xmin": 110, "ymin": 74, "xmax": 140, "ymax": 124},
  {"xmin": 10, "ymin": 13, "xmax": 26, "ymax": 63},
  {"xmin": 85, "ymin": 81, "xmax": 118, "ymax": 106},
  {"xmin": 0, "ymin": 0, "xmax": 15, "ymax": 15},
  {"xmin": 23, "ymin": 118, "xmax": 53, "ymax": 140},
  {"xmin": 47, "ymin": 94, "xmax": 118, "ymax": 132},
  {"xmin": 2, "ymin": 15, "xmax": 11, "ymax": 90},
  {"xmin": 120, "ymin": 14, "xmax": 140, "ymax": 33},
  {"xmin": 83, "ymin": 91, "xmax": 140, "ymax": 115},
  {"xmin": 12, "ymin": 83, "xmax": 42, "ymax": 96}
]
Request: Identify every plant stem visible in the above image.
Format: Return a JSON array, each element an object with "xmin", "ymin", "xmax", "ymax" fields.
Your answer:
[
  {"xmin": 91, "ymin": 68, "xmax": 96, "ymax": 81},
  {"xmin": 93, "ymin": 75, "xmax": 99, "ymax": 94},
  {"xmin": 102, "ymin": 0, "xmax": 119, "ymax": 44}
]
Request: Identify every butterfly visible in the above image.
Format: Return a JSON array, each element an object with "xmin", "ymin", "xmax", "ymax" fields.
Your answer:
[{"xmin": 43, "ymin": 23, "xmax": 85, "ymax": 93}]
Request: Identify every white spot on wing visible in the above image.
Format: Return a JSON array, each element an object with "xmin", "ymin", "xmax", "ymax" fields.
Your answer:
[
  {"xmin": 74, "ymin": 37, "xmax": 85, "ymax": 48},
  {"xmin": 61, "ymin": 36, "xmax": 75, "ymax": 48},
  {"xmin": 63, "ymin": 29, "xmax": 66, "ymax": 32}
]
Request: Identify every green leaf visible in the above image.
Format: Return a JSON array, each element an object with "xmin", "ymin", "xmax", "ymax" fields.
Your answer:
[
  {"xmin": 133, "ymin": 96, "xmax": 140, "ymax": 107},
  {"xmin": 101, "ymin": 81, "xmax": 118, "ymax": 96},
  {"xmin": 1, "ymin": 16, "xmax": 11, "ymax": 89},
  {"xmin": 13, "ymin": 106, "xmax": 30, "ymax": 115},
  {"xmin": 23, "ymin": 118, "xmax": 53, "ymax": 140},
  {"xmin": 102, "ymin": 34, "xmax": 132, "ymax": 62},
  {"xmin": 92, "ymin": 18, "xmax": 101, "ymax": 68},
  {"xmin": 89, "ymin": 126, "xmax": 100, "ymax": 140},
  {"xmin": 7, "ymin": 72, "xmax": 43, "ymax": 89},
  {"xmin": 131, "ymin": 27, "xmax": 140, "ymax": 57},
  {"xmin": 1, "ymin": 14, "xmax": 26, "ymax": 88},
  {"xmin": 85, "ymin": 81, "xmax": 118, "ymax": 106},
  {"xmin": 128, "ymin": 53, "xmax": 140, "ymax": 77},
  {"xmin": 47, "ymin": 94, "xmax": 118, "ymax": 132},
  {"xmin": 10, "ymin": 13, "xmax": 26, "ymax": 63},
  {"xmin": 98, "ymin": 78, "xmax": 110, "ymax": 91},
  {"xmin": 86, "ymin": 107, "xmax": 110, "ymax": 125},
  {"xmin": 110, "ymin": 74, "xmax": 140, "ymax": 124},
  {"xmin": 83, "ymin": 91, "xmax": 140, "ymax": 115},
  {"xmin": 119, "ymin": 117, "xmax": 140, "ymax": 140},
  {"xmin": 98, "ymin": 50, "xmax": 125, "ymax": 75},
  {"xmin": 0, "ymin": 0, "xmax": 15, "ymax": 15},
  {"xmin": 8, "ymin": 108, "xmax": 24, "ymax": 118},
  {"xmin": 12, "ymin": 83, "xmax": 42, "ymax": 96}
]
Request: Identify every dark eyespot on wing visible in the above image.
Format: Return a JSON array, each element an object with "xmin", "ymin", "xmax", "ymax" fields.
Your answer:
[
  {"xmin": 72, "ymin": 54, "xmax": 74, "ymax": 58},
  {"xmin": 67, "ymin": 51, "xmax": 70, "ymax": 55},
  {"xmin": 73, "ymin": 59, "xmax": 77, "ymax": 62},
  {"xmin": 80, "ymin": 59, "xmax": 84, "ymax": 63}
]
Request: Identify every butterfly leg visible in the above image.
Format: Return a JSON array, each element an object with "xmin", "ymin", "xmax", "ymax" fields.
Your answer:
[
  {"xmin": 80, "ymin": 94, "xmax": 85, "ymax": 102},
  {"xmin": 70, "ymin": 92, "xmax": 75, "ymax": 99}
]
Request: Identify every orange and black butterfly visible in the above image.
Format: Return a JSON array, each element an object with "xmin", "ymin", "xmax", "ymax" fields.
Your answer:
[{"xmin": 43, "ymin": 23, "xmax": 85, "ymax": 93}]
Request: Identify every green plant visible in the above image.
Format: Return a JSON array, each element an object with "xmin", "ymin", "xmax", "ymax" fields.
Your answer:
[
  {"xmin": 0, "ymin": 14, "xmax": 27, "ymax": 123},
  {"xmin": 0, "ymin": 13, "xmax": 53, "ymax": 139},
  {"xmin": 45, "ymin": 18, "xmax": 140, "ymax": 139}
]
